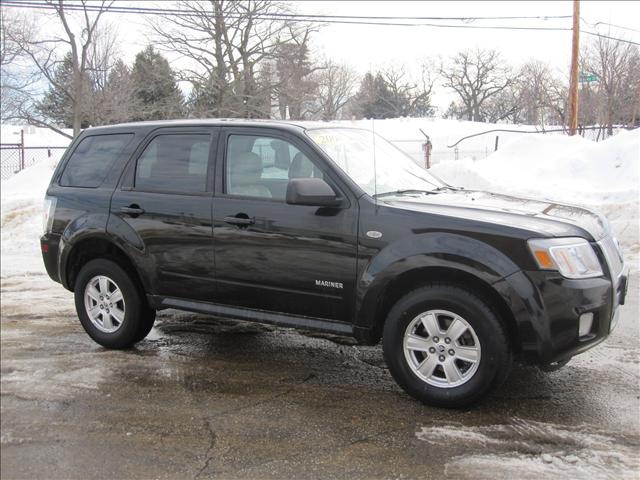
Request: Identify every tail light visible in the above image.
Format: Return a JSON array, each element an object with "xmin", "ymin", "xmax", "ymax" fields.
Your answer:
[{"xmin": 43, "ymin": 196, "xmax": 57, "ymax": 235}]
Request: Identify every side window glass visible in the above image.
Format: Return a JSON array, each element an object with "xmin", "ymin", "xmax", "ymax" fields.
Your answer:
[
  {"xmin": 60, "ymin": 134, "xmax": 133, "ymax": 187},
  {"xmin": 251, "ymin": 138, "xmax": 290, "ymax": 180},
  {"xmin": 226, "ymin": 134, "xmax": 324, "ymax": 200},
  {"xmin": 135, "ymin": 134, "xmax": 210, "ymax": 193}
]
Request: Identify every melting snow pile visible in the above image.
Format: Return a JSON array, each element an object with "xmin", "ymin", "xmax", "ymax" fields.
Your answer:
[
  {"xmin": 1, "ymin": 157, "xmax": 59, "ymax": 277},
  {"xmin": 431, "ymin": 129, "xmax": 640, "ymax": 267}
]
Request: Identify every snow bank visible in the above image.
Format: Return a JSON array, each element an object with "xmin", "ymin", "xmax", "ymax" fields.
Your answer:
[
  {"xmin": 431, "ymin": 129, "xmax": 639, "ymax": 204},
  {"xmin": 431, "ymin": 129, "xmax": 640, "ymax": 267},
  {"xmin": 1, "ymin": 158, "xmax": 59, "ymax": 277},
  {"xmin": 1, "ymin": 125, "xmax": 72, "ymax": 147},
  {"xmin": 324, "ymin": 118, "xmax": 573, "ymax": 164}
]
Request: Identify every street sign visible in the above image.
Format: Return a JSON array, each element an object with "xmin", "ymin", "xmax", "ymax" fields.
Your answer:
[{"xmin": 579, "ymin": 73, "xmax": 598, "ymax": 83}]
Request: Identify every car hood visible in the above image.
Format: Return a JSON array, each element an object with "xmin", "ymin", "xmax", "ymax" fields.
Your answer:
[{"xmin": 382, "ymin": 189, "xmax": 609, "ymax": 241}]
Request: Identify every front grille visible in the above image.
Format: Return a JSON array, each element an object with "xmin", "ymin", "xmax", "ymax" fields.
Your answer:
[{"xmin": 598, "ymin": 236, "xmax": 624, "ymax": 279}]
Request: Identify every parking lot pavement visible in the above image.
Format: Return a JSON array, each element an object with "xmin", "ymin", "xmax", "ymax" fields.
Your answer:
[{"xmin": 1, "ymin": 272, "xmax": 639, "ymax": 480}]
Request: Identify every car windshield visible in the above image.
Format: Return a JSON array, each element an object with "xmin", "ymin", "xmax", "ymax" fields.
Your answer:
[{"xmin": 306, "ymin": 127, "xmax": 444, "ymax": 196}]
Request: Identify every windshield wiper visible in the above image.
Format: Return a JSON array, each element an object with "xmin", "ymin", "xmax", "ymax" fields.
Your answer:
[
  {"xmin": 373, "ymin": 186, "xmax": 462, "ymax": 198},
  {"xmin": 373, "ymin": 189, "xmax": 440, "ymax": 198}
]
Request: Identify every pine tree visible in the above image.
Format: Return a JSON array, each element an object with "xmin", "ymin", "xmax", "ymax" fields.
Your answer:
[
  {"xmin": 275, "ymin": 41, "xmax": 317, "ymax": 120},
  {"xmin": 37, "ymin": 52, "xmax": 92, "ymax": 128},
  {"xmin": 100, "ymin": 59, "xmax": 136, "ymax": 124},
  {"xmin": 131, "ymin": 46, "xmax": 184, "ymax": 121},
  {"xmin": 351, "ymin": 72, "xmax": 395, "ymax": 119}
]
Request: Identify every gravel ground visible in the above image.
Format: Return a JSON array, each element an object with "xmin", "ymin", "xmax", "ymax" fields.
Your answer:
[{"xmin": 1, "ymin": 270, "xmax": 639, "ymax": 480}]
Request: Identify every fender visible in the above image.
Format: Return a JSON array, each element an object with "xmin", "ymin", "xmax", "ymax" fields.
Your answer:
[
  {"xmin": 354, "ymin": 232, "xmax": 522, "ymax": 332},
  {"xmin": 492, "ymin": 271, "xmax": 547, "ymax": 361},
  {"xmin": 58, "ymin": 212, "xmax": 110, "ymax": 289},
  {"xmin": 58, "ymin": 213, "xmax": 152, "ymax": 293},
  {"xmin": 104, "ymin": 213, "xmax": 155, "ymax": 292}
]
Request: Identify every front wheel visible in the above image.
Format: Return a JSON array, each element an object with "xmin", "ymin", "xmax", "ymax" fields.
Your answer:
[
  {"xmin": 74, "ymin": 258, "xmax": 155, "ymax": 349},
  {"xmin": 382, "ymin": 283, "xmax": 512, "ymax": 408}
]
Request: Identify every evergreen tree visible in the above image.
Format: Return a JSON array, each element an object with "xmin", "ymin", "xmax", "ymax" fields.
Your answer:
[
  {"xmin": 187, "ymin": 78, "xmax": 224, "ymax": 118},
  {"xmin": 37, "ymin": 52, "xmax": 92, "ymax": 128},
  {"xmin": 275, "ymin": 41, "xmax": 317, "ymax": 119},
  {"xmin": 351, "ymin": 72, "xmax": 395, "ymax": 119},
  {"xmin": 131, "ymin": 46, "xmax": 184, "ymax": 120},
  {"xmin": 99, "ymin": 59, "xmax": 137, "ymax": 125}
]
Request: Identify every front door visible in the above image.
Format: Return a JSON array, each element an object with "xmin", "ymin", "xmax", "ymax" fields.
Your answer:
[
  {"xmin": 110, "ymin": 127, "xmax": 217, "ymax": 301},
  {"xmin": 212, "ymin": 128, "xmax": 358, "ymax": 322}
]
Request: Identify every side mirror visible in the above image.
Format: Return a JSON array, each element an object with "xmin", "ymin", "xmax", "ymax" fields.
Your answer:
[{"xmin": 286, "ymin": 178, "xmax": 341, "ymax": 207}]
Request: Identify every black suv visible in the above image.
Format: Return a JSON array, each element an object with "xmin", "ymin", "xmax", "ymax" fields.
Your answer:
[{"xmin": 41, "ymin": 120, "xmax": 628, "ymax": 407}]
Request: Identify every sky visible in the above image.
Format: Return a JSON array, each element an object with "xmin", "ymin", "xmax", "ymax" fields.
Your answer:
[{"xmin": 7, "ymin": 0, "xmax": 640, "ymax": 113}]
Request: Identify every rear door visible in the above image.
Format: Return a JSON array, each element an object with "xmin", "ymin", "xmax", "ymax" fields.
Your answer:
[
  {"xmin": 109, "ymin": 127, "xmax": 218, "ymax": 301},
  {"xmin": 212, "ymin": 127, "xmax": 359, "ymax": 322}
]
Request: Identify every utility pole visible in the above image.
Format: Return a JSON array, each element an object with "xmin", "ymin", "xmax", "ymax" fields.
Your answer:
[{"xmin": 568, "ymin": 0, "xmax": 580, "ymax": 136}]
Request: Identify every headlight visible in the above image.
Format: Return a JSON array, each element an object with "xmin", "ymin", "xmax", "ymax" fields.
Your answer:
[
  {"xmin": 43, "ymin": 196, "xmax": 56, "ymax": 235},
  {"xmin": 528, "ymin": 237, "xmax": 603, "ymax": 279}
]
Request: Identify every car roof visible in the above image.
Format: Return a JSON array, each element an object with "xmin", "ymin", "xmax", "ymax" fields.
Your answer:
[{"xmin": 81, "ymin": 118, "xmax": 363, "ymax": 135}]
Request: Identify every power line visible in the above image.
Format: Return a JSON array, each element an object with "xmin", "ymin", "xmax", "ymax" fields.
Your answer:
[
  {"xmin": 582, "ymin": 18, "xmax": 640, "ymax": 34},
  {"xmin": 0, "ymin": 1, "xmax": 573, "ymax": 30},
  {"xmin": 2, "ymin": 0, "xmax": 639, "ymax": 44},
  {"xmin": 583, "ymin": 31, "xmax": 640, "ymax": 46},
  {"xmin": 0, "ymin": 1, "xmax": 573, "ymax": 22}
]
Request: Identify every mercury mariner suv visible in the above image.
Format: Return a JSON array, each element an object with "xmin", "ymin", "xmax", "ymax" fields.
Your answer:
[{"xmin": 41, "ymin": 120, "xmax": 628, "ymax": 407}]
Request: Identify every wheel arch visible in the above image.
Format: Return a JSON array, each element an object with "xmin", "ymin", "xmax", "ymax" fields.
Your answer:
[
  {"xmin": 62, "ymin": 235, "xmax": 148, "ymax": 296},
  {"xmin": 357, "ymin": 266, "xmax": 521, "ymax": 352}
]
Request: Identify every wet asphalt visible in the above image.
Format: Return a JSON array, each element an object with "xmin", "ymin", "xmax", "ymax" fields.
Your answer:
[{"xmin": 1, "ymin": 273, "xmax": 639, "ymax": 479}]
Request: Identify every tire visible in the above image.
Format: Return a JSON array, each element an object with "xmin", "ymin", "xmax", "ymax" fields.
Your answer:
[
  {"xmin": 74, "ymin": 258, "xmax": 154, "ymax": 349},
  {"xmin": 382, "ymin": 283, "xmax": 512, "ymax": 408},
  {"xmin": 133, "ymin": 307, "xmax": 156, "ymax": 343}
]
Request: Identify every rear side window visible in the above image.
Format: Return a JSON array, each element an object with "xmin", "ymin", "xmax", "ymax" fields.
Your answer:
[
  {"xmin": 134, "ymin": 134, "xmax": 210, "ymax": 194},
  {"xmin": 60, "ymin": 134, "xmax": 133, "ymax": 187}
]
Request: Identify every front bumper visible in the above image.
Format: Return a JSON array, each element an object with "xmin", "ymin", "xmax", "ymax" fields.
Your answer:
[{"xmin": 497, "ymin": 267, "xmax": 628, "ymax": 365}]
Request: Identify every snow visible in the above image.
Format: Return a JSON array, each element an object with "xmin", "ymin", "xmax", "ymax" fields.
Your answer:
[
  {"xmin": 430, "ymin": 128, "xmax": 639, "ymax": 204},
  {"xmin": 324, "ymin": 118, "xmax": 592, "ymax": 165},
  {"xmin": 0, "ymin": 125, "xmax": 72, "ymax": 147},
  {"xmin": 1, "ymin": 157, "xmax": 59, "ymax": 277},
  {"xmin": 416, "ymin": 418, "xmax": 639, "ymax": 479}
]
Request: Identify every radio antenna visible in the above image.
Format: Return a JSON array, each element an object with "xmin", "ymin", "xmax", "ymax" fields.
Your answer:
[{"xmin": 372, "ymin": 118, "xmax": 377, "ymax": 207}]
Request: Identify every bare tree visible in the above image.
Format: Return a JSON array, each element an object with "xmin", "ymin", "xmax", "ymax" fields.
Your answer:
[
  {"xmin": 310, "ymin": 60, "xmax": 358, "ymax": 121},
  {"xmin": 482, "ymin": 60, "xmax": 567, "ymax": 125},
  {"xmin": 151, "ymin": 0, "xmax": 310, "ymax": 119},
  {"xmin": 379, "ymin": 63, "xmax": 435, "ymax": 117},
  {"xmin": 0, "ymin": 7, "xmax": 39, "ymax": 123},
  {"xmin": 583, "ymin": 36, "xmax": 640, "ymax": 134},
  {"xmin": 517, "ymin": 60, "xmax": 565, "ymax": 125},
  {"xmin": 440, "ymin": 49, "xmax": 514, "ymax": 122},
  {"xmin": 483, "ymin": 82, "xmax": 522, "ymax": 123},
  {"xmin": 5, "ymin": 0, "xmax": 115, "ymax": 137}
]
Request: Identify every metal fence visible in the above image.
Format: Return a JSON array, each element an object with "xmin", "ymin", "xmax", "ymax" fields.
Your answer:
[
  {"xmin": 391, "ymin": 140, "xmax": 492, "ymax": 166},
  {"xmin": 0, "ymin": 145, "xmax": 67, "ymax": 180}
]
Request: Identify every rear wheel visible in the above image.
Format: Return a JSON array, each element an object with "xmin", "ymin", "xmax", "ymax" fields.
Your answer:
[
  {"xmin": 382, "ymin": 283, "xmax": 511, "ymax": 408},
  {"xmin": 74, "ymin": 258, "xmax": 155, "ymax": 349}
]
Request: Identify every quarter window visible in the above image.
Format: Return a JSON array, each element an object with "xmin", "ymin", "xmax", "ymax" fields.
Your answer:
[
  {"xmin": 135, "ymin": 134, "xmax": 210, "ymax": 193},
  {"xmin": 60, "ymin": 134, "xmax": 133, "ymax": 187}
]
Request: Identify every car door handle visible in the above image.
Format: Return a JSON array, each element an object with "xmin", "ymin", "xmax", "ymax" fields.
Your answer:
[
  {"xmin": 224, "ymin": 215, "xmax": 255, "ymax": 226},
  {"xmin": 120, "ymin": 205, "xmax": 145, "ymax": 216}
]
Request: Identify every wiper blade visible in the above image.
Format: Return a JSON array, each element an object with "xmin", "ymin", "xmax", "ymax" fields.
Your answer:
[{"xmin": 373, "ymin": 189, "xmax": 440, "ymax": 198}]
